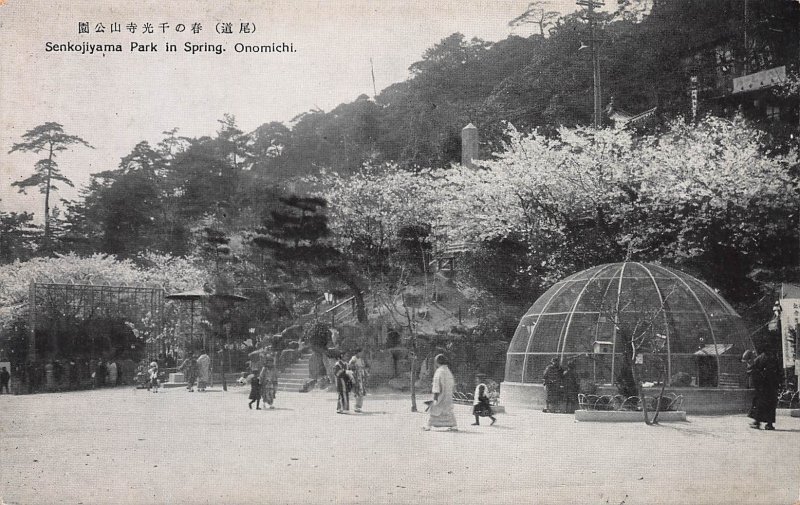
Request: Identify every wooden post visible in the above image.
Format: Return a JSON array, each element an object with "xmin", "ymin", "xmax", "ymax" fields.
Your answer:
[{"xmin": 410, "ymin": 349, "xmax": 418, "ymax": 412}]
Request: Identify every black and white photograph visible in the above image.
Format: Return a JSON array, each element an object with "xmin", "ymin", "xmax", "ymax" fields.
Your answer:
[{"xmin": 1, "ymin": 1, "xmax": 799, "ymax": 504}]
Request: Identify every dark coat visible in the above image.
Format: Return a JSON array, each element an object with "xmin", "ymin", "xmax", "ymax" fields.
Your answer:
[
  {"xmin": 748, "ymin": 352, "xmax": 781, "ymax": 423},
  {"xmin": 249, "ymin": 377, "xmax": 261, "ymax": 400},
  {"xmin": 543, "ymin": 363, "xmax": 563, "ymax": 386}
]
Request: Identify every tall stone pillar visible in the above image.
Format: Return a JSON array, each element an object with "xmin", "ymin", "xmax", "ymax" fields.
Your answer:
[{"xmin": 461, "ymin": 123, "xmax": 478, "ymax": 168}]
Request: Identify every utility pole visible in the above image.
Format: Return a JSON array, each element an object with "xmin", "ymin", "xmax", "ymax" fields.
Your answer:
[{"xmin": 578, "ymin": 0, "xmax": 604, "ymax": 128}]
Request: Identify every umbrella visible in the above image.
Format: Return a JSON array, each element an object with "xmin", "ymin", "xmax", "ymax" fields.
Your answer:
[
  {"xmin": 165, "ymin": 290, "xmax": 248, "ymax": 350},
  {"xmin": 165, "ymin": 289, "xmax": 248, "ymax": 392}
]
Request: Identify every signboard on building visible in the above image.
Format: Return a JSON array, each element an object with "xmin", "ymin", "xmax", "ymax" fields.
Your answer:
[
  {"xmin": 732, "ymin": 66, "xmax": 786, "ymax": 94},
  {"xmin": 780, "ymin": 283, "xmax": 800, "ymax": 375}
]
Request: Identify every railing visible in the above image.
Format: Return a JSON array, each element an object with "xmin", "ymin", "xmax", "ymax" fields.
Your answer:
[
  {"xmin": 578, "ymin": 393, "xmax": 684, "ymax": 412},
  {"xmin": 319, "ymin": 295, "xmax": 358, "ymax": 326},
  {"xmin": 777, "ymin": 389, "xmax": 799, "ymax": 409}
]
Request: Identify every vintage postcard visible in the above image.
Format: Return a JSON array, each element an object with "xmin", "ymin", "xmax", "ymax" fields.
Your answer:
[{"xmin": 1, "ymin": 1, "xmax": 799, "ymax": 504}]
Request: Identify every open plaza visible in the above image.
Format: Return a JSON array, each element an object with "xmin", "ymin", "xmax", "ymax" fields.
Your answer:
[
  {"xmin": 1, "ymin": 387, "xmax": 799, "ymax": 505},
  {"xmin": 2, "ymin": 2, "xmax": 800, "ymax": 505}
]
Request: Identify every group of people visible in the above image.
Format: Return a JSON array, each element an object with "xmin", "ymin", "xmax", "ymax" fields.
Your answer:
[
  {"xmin": 422, "ymin": 353, "xmax": 497, "ymax": 431},
  {"xmin": 542, "ymin": 358, "xmax": 580, "ymax": 414},
  {"xmin": 172, "ymin": 351, "xmax": 212, "ymax": 392},
  {"xmin": 333, "ymin": 348, "xmax": 369, "ymax": 414},
  {"xmin": 10, "ymin": 357, "xmax": 136, "ymax": 394},
  {"xmin": 247, "ymin": 364, "xmax": 278, "ymax": 410}
]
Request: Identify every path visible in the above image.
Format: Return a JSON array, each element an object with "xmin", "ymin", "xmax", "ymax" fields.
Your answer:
[{"xmin": 0, "ymin": 387, "xmax": 798, "ymax": 505}]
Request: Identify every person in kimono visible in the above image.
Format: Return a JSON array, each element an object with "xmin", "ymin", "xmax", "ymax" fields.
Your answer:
[
  {"xmin": 348, "ymin": 348, "xmax": 369, "ymax": 413},
  {"xmin": 424, "ymin": 354, "xmax": 457, "ymax": 431},
  {"xmin": 333, "ymin": 351, "xmax": 352, "ymax": 414},
  {"xmin": 177, "ymin": 351, "xmax": 197, "ymax": 391},
  {"xmin": 196, "ymin": 351, "xmax": 211, "ymax": 392},
  {"xmin": 259, "ymin": 361, "xmax": 277, "ymax": 409}
]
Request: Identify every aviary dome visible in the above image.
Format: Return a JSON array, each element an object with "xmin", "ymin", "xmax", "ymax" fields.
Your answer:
[{"xmin": 505, "ymin": 262, "xmax": 750, "ymax": 388}]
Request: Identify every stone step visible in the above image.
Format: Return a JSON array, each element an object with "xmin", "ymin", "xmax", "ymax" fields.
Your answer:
[
  {"xmin": 279, "ymin": 378, "xmax": 306, "ymax": 384},
  {"xmin": 283, "ymin": 368, "xmax": 308, "ymax": 374}
]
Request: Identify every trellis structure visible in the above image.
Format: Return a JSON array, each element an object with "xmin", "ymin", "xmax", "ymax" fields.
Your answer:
[{"xmin": 27, "ymin": 281, "xmax": 165, "ymax": 361}]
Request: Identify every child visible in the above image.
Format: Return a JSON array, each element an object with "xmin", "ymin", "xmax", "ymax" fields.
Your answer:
[
  {"xmin": 471, "ymin": 383, "xmax": 496, "ymax": 426},
  {"xmin": 148, "ymin": 361, "xmax": 159, "ymax": 393},
  {"xmin": 248, "ymin": 374, "xmax": 261, "ymax": 409}
]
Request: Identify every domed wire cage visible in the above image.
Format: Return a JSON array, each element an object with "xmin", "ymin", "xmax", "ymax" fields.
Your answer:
[{"xmin": 505, "ymin": 262, "xmax": 752, "ymax": 388}]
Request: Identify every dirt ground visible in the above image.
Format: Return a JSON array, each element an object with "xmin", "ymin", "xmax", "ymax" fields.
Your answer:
[{"xmin": 0, "ymin": 386, "xmax": 798, "ymax": 505}]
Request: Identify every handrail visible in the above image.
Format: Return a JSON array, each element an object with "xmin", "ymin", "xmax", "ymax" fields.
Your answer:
[{"xmin": 320, "ymin": 295, "xmax": 356, "ymax": 316}]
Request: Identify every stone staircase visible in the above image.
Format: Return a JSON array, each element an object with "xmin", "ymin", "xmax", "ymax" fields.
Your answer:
[{"xmin": 276, "ymin": 351, "xmax": 312, "ymax": 392}]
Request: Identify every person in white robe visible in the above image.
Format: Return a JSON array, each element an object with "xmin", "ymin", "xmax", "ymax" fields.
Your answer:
[
  {"xmin": 196, "ymin": 351, "xmax": 211, "ymax": 391},
  {"xmin": 424, "ymin": 354, "xmax": 457, "ymax": 431}
]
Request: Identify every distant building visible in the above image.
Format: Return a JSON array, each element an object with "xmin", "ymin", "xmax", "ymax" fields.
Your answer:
[{"xmin": 682, "ymin": 21, "xmax": 799, "ymax": 127}]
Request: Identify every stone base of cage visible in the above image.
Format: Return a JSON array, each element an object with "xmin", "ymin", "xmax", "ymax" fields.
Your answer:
[
  {"xmin": 574, "ymin": 409, "xmax": 687, "ymax": 422},
  {"xmin": 500, "ymin": 382, "xmax": 755, "ymax": 415}
]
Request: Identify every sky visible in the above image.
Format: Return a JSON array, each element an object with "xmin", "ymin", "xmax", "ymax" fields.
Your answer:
[{"xmin": 0, "ymin": 0, "xmax": 582, "ymax": 220}]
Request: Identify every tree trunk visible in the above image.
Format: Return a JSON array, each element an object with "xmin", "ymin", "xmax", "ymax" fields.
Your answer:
[
  {"xmin": 43, "ymin": 143, "xmax": 54, "ymax": 242},
  {"xmin": 340, "ymin": 276, "xmax": 367, "ymax": 323},
  {"xmin": 410, "ymin": 353, "xmax": 418, "ymax": 412},
  {"xmin": 616, "ymin": 349, "xmax": 638, "ymax": 398},
  {"xmin": 643, "ymin": 360, "xmax": 667, "ymax": 425}
]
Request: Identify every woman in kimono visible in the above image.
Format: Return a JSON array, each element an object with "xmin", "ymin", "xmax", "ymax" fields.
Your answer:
[
  {"xmin": 196, "ymin": 351, "xmax": 211, "ymax": 392},
  {"xmin": 424, "ymin": 354, "xmax": 457, "ymax": 431},
  {"xmin": 259, "ymin": 361, "xmax": 277, "ymax": 409},
  {"xmin": 348, "ymin": 348, "xmax": 369, "ymax": 413},
  {"xmin": 333, "ymin": 351, "xmax": 351, "ymax": 414}
]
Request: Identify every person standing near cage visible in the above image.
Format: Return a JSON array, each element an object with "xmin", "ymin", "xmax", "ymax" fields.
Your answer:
[
  {"xmin": 561, "ymin": 361, "xmax": 580, "ymax": 414},
  {"xmin": 348, "ymin": 348, "xmax": 369, "ymax": 413},
  {"xmin": 748, "ymin": 347, "xmax": 781, "ymax": 430},
  {"xmin": 543, "ymin": 357, "xmax": 563, "ymax": 413}
]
